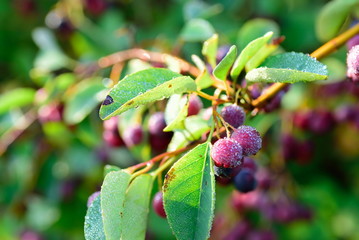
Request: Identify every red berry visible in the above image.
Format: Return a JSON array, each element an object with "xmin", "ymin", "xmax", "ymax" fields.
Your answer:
[
  {"xmin": 211, "ymin": 138, "xmax": 243, "ymax": 168},
  {"xmin": 221, "ymin": 104, "xmax": 246, "ymax": 128},
  {"xmin": 103, "ymin": 129, "xmax": 124, "ymax": 147},
  {"xmin": 152, "ymin": 192, "xmax": 166, "ymax": 218},
  {"xmin": 187, "ymin": 94, "xmax": 203, "ymax": 116},
  {"xmin": 231, "ymin": 126, "xmax": 262, "ymax": 156},
  {"xmin": 123, "ymin": 124, "xmax": 144, "ymax": 147},
  {"xmin": 148, "ymin": 112, "xmax": 167, "ymax": 136}
]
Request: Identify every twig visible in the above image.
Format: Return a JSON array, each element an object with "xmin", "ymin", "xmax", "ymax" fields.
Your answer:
[{"xmin": 251, "ymin": 23, "xmax": 359, "ymax": 108}]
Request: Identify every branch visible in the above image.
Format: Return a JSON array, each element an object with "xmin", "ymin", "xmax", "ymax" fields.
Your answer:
[{"xmin": 251, "ymin": 23, "xmax": 359, "ymax": 108}]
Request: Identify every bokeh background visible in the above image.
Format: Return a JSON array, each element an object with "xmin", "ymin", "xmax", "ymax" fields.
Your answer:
[{"xmin": 1, "ymin": 0, "xmax": 359, "ymax": 239}]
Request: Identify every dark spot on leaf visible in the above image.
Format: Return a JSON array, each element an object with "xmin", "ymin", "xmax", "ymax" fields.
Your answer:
[
  {"xmin": 199, "ymin": 155, "xmax": 203, "ymax": 158},
  {"xmin": 120, "ymin": 212, "xmax": 123, "ymax": 217},
  {"xmin": 163, "ymin": 167, "xmax": 176, "ymax": 192},
  {"xmin": 204, "ymin": 180, "xmax": 208, "ymax": 186},
  {"xmin": 102, "ymin": 95, "xmax": 113, "ymax": 105},
  {"xmin": 168, "ymin": 84, "xmax": 172, "ymax": 88},
  {"xmin": 126, "ymin": 100, "xmax": 134, "ymax": 106}
]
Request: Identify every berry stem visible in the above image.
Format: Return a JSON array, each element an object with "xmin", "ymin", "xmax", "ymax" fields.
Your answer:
[{"xmin": 251, "ymin": 22, "xmax": 359, "ymax": 109}]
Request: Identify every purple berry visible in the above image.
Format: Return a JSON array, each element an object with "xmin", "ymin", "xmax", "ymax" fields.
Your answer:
[
  {"xmin": 223, "ymin": 220, "xmax": 251, "ymax": 240},
  {"xmin": 233, "ymin": 168, "xmax": 257, "ymax": 193},
  {"xmin": 281, "ymin": 134, "xmax": 298, "ymax": 160},
  {"xmin": 187, "ymin": 94, "xmax": 203, "ymax": 116},
  {"xmin": 87, "ymin": 191, "xmax": 100, "ymax": 207},
  {"xmin": 214, "ymin": 165, "xmax": 242, "ymax": 185},
  {"xmin": 347, "ymin": 34, "xmax": 359, "ymax": 50},
  {"xmin": 152, "ymin": 192, "xmax": 166, "ymax": 218},
  {"xmin": 123, "ymin": 124, "xmax": 144, "ymax": 147},
  {"xmin": 296, "ymin": 140, "xmax": 314, "ymax": 164},
  {"xmin": 103, "ymin": 129, "xmax": 124, "ymax": 147},
  {"xmin": 149, "ymin": 132, "xmax": 173, "ymax": 153},
  {"xmin": 103, "ymin": 116, "xmax": 119, "ymax": 131},
  {"xmin": 85, "ymin": 0, "xmax": 107, "ymax": 15},
  {"xmin": 231, "ymin": 126, "xmax": 262, "ymax": 156},
  {"xmin": 38, "ymin": 103, "xmax": 63, "ymax": 123},
  {"xmin": 148, "ymin": 112, "xmax": 167, "ymax": 136},
  {"xmin": 347, "ymin": 45, "xmax": 359, "ymax": 82},
  {"xmin": 334, "ymin": 105, "xmax": 358, "ymax": 122},
  {"xmin": 216, "ymin": 45, "xmax": 231, "ymax": 63},
  {"xmin": 255, "ymin": 168, "xmax": 271, "ymax": 190},
  {"xmin": 293, "ymin": 110, "xmax": 313, "ymax": 130},
  {"xmin": 241, "ymin": 157, "xmax": 258, "ymax": 173},
  {"xmin": 221, "ymin": 104, "xmax": 246, "ymax": 128},
  {"xmin": 309, "ymin": 110, "xmax": 335, "ymax": 134},
  {"xmin": 246, "ymin": 230, "xmax": 276, "ymax": 240},
  {"xmin": 211, "ymin": 138, "xmax": 243, "ymax": 168}
]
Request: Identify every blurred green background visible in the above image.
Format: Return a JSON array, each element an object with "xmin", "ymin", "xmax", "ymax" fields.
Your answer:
[{"xmin": 1, "ymin": 0, "xmax": 359, "ymax": 239}]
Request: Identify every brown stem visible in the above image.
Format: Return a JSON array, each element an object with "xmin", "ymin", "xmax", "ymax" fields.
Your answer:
[{"xmin": 251, "ymin": 23, "xmax": 359, "ymax": 109}]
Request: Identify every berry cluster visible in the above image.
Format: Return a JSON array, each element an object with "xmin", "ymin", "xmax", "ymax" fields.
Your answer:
[{"xmin": 211, "ymin": 105, "xmax": 262, "ymax": 193}]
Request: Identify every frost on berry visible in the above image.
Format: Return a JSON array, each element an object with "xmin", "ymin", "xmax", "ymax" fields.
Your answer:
[
  {"xmin": 347, "ymin": 45, "xmax": 359, "ymax": 82},
  {"xmin": 211, "ymin": 138, "xmax": 243, "ymax": 168},
  {"xmin": 221, "ymin": 104, "xmax": 246, "ymax": 128},
  {"xmin": 233, "ymin": 168, "xmax": 257, "ymax": 193},
  {"xmin": 231, "ymin": 126, "xmax": 262, "ymax": 156},
  {"xmin": 152, "ymin": 191, "xmax": 166, "ymax": 218},
  {"xmin": 123, "ymin": 124, "xmax": 144, "ymax": 147},
  {"xmin": 187, "ymin": 94, "xmax": 203, "ymax": 116}
]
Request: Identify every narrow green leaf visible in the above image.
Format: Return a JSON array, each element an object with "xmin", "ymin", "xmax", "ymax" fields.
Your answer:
[
  {"xmin": 101, "ymin": 170, "xmax": 131, "ymax": 240},
  {"xmin": 195, "ymin": 69, "xmax": 214, "ymax": 90},
  {"xmin": 64, "ymin": 79, "xmax": 107, "ymax": 124},
  {"xmin": 99, "ymin": 68, "xmax": 197, "ymax": 120},
  {"xmin": 163, "ymin": 142, "xmax": 215, "ymax": 240},
  {"xmin": 180, "ymin": 19, "xmax": 216, "ymax": 42},
  {"xmin": 84, "ymin": 194, "xmax": 106, "ymax": 240},
  {"xmin": 245, "ymin": 44, "xmax": 279, "ymax": 72},
  {"xmin": 0, "ymin": 88, "xmax": 36, "ymax": 114},
  {"xmin": 230, "ymin": 32, "xmax": 273, "ymax": 80},
  {"xmin": 202, "ymin": 34, "xmax": 218, "ymax": 67},
  {"xmin": 121, "ymin": 174, "xmax": 155, "ymax": 240},
  {"xmin": 316, "ymin": 0, "xmax": 358, "ymax": 42},
  {"xmin": 213, "ymin": 45, "xmax": 237, "ymax": 80},
  {"xmin": 164, "ymin": 95, "xmax": 188, "ymax": 132}
]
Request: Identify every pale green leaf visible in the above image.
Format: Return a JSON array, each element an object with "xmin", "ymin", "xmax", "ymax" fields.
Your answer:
[
  {"xmin": 0, "ymin": 88, "xmax": 36, "ymax": 114},
  {"xmin": 213, "ymin": 45, "xmax": 237, "ymax": 80},
  {"xmin": 121, "ymin": 174, "xmax": 155, "ymax": 240},
  {"xmin": 164, "ymin": 95, "xmax": 188, "ymax": 132},
  {"xmin": 195, "ymin": 69, "xmax": 214, "ymax": 90},
  {"xmin": 99, "ymin": 68, "xmax": 197, "ymax": 120},
  {"xmin": 202, "ymin": 34, "xmax": 218, "ymax": 67},
  {"xmin": 230, "ymin": 32, "xmax": 273, "ymax": 80},
  {"xmin": 101, "ymin": 170, "xmax": 131, "ymax": 240},
  {"xmin": 163, "ymin": 142, "xmax": 215, "ymax": 240},
  {"xmin": 180, "ymin": 19, "xmax": 216, "ymax": 42}
]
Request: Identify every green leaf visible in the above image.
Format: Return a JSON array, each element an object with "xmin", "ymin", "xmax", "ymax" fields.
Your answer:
[
  {"xmin": 121, "ymin": 174, "xmax": 155, "ymax": 240},
  {"xmin": 246, "ymin": 52, "xmax": 328, "ymax": 84},
  {"xmin": 64, "ymin": 79, "xmax": 107, "ymax": 124},
  {"xmin": 168, "ymin": 116, "xmax": 210, "ymax": 151},
  {"xmin": 230, "ymin": 32, "xmax": 273, "ymax": 80},
  {"xmin": 245, "ymin": 43, "xmax": 279, "ymax": 72},
  {"xmin": 316, "ymin": 0, "xmax": 358, "ymax": 42},
  {"xmin": 101, "ymin": 170, "xmax": 131, "ymax": 240},
  {"xmin": 213, "ymin": 45, "xmax": 237, "ymax": 80},
  {"xmin": 180, "ymin": 18, "xmax": 216, "ymax": 42},
  {"xmin": 164, "ymin": 95, "xmax": 188, "ymax": 132},
  {"xmin": 0, "ymin": 88, "xmax": 36, "ymax": 114},
  {"xmin": 84, "ymin": 194, "xmax": 106, "ymax": 240},
  {"xmin": 104, "ymin": 165, "xmax": 121, "ymax": 177},
  {"xmin": 237, "ymin": 18, "xmax": 279, "ymax": 50},
  {"xmin": 99, "ymin": 68, "xmax": 197, "ymax": 120},
  {"xmin": 202, "ymin": 34, "xmax": 218, "ymax": 67},
  {"xmin": 163, "ymin": 142, "xmax": 215, "ymax": 240},
  {"xmin": 195, "ymin": 69, "xmax": 214, "ymax": 90}
]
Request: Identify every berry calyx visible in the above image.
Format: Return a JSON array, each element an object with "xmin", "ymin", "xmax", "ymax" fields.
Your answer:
[
  {"xmin": 152, "ymin": 191, "xmax": 166, "ymax": 218},
  {"xmin": 221, "ymin": 104, "xmax": 246, "ymax": 128},
  {"xmin": 211, "ymin": 138, "xmax": 243, "ymax": 168},
  {"xmin": 231, "ymin": 126, "xmax": 262, "ymax": 156}
]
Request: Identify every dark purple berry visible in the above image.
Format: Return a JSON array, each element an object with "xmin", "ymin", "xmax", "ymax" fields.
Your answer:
[
  {"xmin": 233, "ymin": 168, "xmax": 257, "ymax": 193},
  {"xmin": 223, "ymin": 220, "xmax": 251, "ymax": 240},
  {"xmin": 148, "ymin": 112, "xmax": 167, "ymax": 135},
  {"xmin": 87, "ymin": 191, "xmax": 100, "ymax": 207},
  {"xmin": 221, "ymin": 104, "xmax": 246, "ymax": 128},
  {"xmin": 241, "ymin": 157, "xmax": 258, "ymax": 173},
  {"xmin": 231, "ymin": 126, "xmax": 262, "ymax": 156},
  {"xmin": 149, "ymin": 132, "xmax": 173, "ymax": 153},
  {"xmin": 309, "ymin": 110, "xmax": 335, "ymax": 134},
  {"xmin": 293, "ymin": 110, "xmax": 313, "ymax": 130},
  {"xmin": 211, "ymin": 138, "xmax": 243, "ymax": 168},
  {"xmin": 281, "ymin": 134, "xmax": 298, "ymax": 160},
  {"xmin": 85, "ymin": 0, "xmax": 107, "ymax": 15},
  {"xmin": 216, "ymin": 45, "xmax": 231, "ymax": 63},
  {"xmin": 187, "ymin": 94, "xmax": 203, "ymax": 116},
  {"xmin": 247, "ymin": 84, "xmax": 262, "ymax": 100},
  {"xmin": 214, "ymin": 165, "xmax": 242, "ymax": 185},
  {"xmin": 347, "ymin": 45, "xmax": 359, "ymax": 82},
  {"xmin": 296, "ymin": 140, "xmax": 314, "ymax": 164},
  {"xmin": 152, "ymin": 192, "xmax": 166, "ymax": 218},
  {"xmin": 246, "ymin": 230, "xmax": 276, "ymax": 240},
  {"xmin": 123, "ymin": 124, "xmax": 144, "ymax": 147},
  {"xmin": 334, "ymin": 105, "xmax": 358, "ymax": 122}
]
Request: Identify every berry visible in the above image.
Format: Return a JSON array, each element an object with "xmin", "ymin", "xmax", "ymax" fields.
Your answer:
[
  {"xmin": 308, "ymin": 110, "xmax": 335, "ymax": 134},
  {"xmin": 241, "ymin": 157, "xmax": 258, "ymax": 173},
  {"xmin": 281, "ymin": 134, "xmax": 298, "ymax": 160},
  {"xmin": 214, "ymin": 165, "xmax": 242, "ymax": 185},
  {"xmin": 152, "ymin": 192, "xmax": 166, "ymax": 218},
  {"xmin": 221, "ymin": 104, "xmax": 246, "ymax": 128},
  {"xmin": 103, "ymin": 116, "xmax": 119, "ymax": 131},
  {"xmin": 347, "ymin": 45, "xmax": 359, "ymax": 82},
  {"xmin": 211, "ymin": 138, "xmax": 243, "ymax": 168},
  {"xmin": 123, "ymin": 124, "xmax": 144, "ymax": 147},
  {"xmin": 231, "ymin": 126, "xmax": 262, "ymax": 156},
  {"xmin": 149, "ymin": 132, "xmax": 173, "ymax": 153},
  {"xmin": 103, "ymin": 129, "xmax": 124, "ymax": 147},
  {"xmin": 187, "ymin": 94, "xmax": 203, "ymax": 116},
  {"xmin": 216, "ymin": 45, "xmax": 231, "ymax": 63},
  {"xmin": 148, "ymin": 112, "xmax": 167, "ymax": 136},
  {"xmin": 347, "ymin": 34, "xmax": 359, "ymax": 50},
  {"xmin": 38, "ymin": 103, "xmax": 63, "ymax": 123},
  {"xmin": 256, "ymin": 168, "xmax": 271, "ymax": 190},
  {"xmin": 87, "ymin": 191, "xmax": 100, "ymax": 207},
  {"xmin": 233, "ymin": 168, "xmax": 257, "ymax": 193}
]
